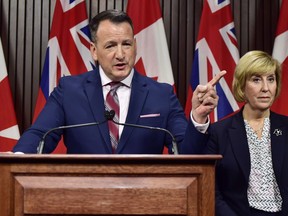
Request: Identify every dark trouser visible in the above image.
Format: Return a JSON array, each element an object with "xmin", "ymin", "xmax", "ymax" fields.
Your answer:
[{"xmin": 250, "ymin": 207, "xmax": 281, "ymax": 216}]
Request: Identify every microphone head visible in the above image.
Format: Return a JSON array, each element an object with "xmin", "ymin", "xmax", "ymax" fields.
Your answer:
[{"xmin": 105, "ymin": 110, "xmax": 115, "ymax": 120}]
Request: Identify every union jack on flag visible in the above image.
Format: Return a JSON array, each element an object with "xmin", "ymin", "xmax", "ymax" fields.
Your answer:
[
  {"xmin": 185, "ymin": 0, "xmax": 240, "ymax": 122},
  {"xmin": 33, "ymin": 0, "xmax": 94, "ymax": 153}
]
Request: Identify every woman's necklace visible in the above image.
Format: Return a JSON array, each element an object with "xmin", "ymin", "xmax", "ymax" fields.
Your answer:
[
  {"xmin": 246, "ymin": 118, "xmax": 265, "ymax": 137},
  {"xmin": 243, "ymin": 108, "xmax": 270, "ymax": 138},
  {"xmin": 253, "ymin": 126, "xmax": 263, "ymax": 134}
]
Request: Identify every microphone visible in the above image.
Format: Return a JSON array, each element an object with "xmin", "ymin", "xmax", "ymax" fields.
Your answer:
[
  {"xmin": 105, "ymin": 110, "xmax": 179, "ymax": 155},
  {"xmin": 37, "ymin": 117, "xmax": 107, "ymax": 154}
]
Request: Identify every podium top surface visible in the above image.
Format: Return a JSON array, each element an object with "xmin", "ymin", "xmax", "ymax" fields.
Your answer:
[{"xmin": 0, "ymin": 154, "xmax": 222, "ymax": 164}]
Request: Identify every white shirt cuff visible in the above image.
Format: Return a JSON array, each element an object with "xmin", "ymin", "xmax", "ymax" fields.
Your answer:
[{"xmin": 190, "ymin": 111, "xmax": 210, "ymax": 133}]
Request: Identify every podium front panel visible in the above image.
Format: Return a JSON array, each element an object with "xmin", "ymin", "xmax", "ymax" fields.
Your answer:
[{"xmin": 0, "ymin": 154, "xmax": 221, "ymax": 216}]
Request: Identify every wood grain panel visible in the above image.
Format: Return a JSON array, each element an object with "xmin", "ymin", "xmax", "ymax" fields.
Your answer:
[
  {"xmin": 0, "ymin": 0, "xmax": 282, "ymax": 133},
  {"xmin": 15, "ymin": 176, "xmax": 196, "ymax": 215},
  {"xmin": 0, "ymin": 154, "xmax": 220, "ymax": 216}
]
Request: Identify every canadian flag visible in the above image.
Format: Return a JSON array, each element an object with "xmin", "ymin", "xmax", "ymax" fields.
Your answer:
[
  {"xmin": 126, "ymin": 0, "xmax": 174, "ymax": 86},
  {"xmin": 271, "ymin": 0, "xmax": 288, "ymax": 115},
  {"xmin": 126, "ymin": 0, "xmax": 175, "ymax": 154},
  {"xmin": 0, "ymin": 37, "xmax": 20, "ymax": 151}
]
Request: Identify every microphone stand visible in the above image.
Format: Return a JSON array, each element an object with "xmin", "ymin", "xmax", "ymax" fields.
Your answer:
[
  {"xmin": 37, "ymin": 120, "xmax": 107, "ymax": 154},
  {"xmin": 106, "ymin": 110, "xmax": 179, "ymax": 155}
]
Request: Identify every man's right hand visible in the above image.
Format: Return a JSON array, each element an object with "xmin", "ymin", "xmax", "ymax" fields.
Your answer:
[{"xmin": 191, "ymin": 70, "xmax": 226, "ymax": 124}]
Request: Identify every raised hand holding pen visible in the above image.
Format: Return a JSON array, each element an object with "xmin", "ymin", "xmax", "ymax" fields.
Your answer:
[{"xmin": 191, "ymin": 70, "xmax": 227, "ymax": 124}]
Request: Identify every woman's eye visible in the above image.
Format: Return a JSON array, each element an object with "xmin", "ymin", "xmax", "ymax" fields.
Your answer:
[{"xmin": 252, "ymin": 78, "xmax": 261, "ymax": 83}]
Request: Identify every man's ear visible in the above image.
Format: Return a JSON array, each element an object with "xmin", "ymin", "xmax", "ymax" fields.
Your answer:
[
  {"xmin": 90, "ymin": 42, "xmax": 98, "ymax": 61},
  {"xmin": 134, "ymin": 38, "xmax": 137, "ymax": 55}
]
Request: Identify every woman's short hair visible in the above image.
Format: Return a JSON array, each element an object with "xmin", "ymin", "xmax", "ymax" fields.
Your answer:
[{"xmin": 232, "ymin": 50, "xmax": 282, "ymax": 102}]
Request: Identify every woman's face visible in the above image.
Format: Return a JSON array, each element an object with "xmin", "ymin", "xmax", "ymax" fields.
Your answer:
[{"xmin": 244, "ymin": 71, "xmax": 277, "ymax": 111}]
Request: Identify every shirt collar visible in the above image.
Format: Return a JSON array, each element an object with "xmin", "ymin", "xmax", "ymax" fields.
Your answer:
[{"xmin": 99, "ymin": 66, "xmax": 133, "ymax": 88}]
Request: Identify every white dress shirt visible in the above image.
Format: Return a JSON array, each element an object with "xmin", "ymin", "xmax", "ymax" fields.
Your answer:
[{"xmin": 99, "ymin": 66, "xmax": 134, "ymax": 138}]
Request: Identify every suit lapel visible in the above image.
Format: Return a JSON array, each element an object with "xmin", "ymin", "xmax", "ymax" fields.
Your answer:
[
  {"xmin": 270, "ymin": 112, "xmax": 286, "ymax": 181},
  {"xmin": 229, "ymin": 111, "xmax": 287, "ymax": 183},
  {"xmin": 84, "ymin": 69, "xmax": 113, "ymax": 153},
  {"xmin": 228, "ymin": 111, "xmax": 251, "ymax": 182},
  {"xmin": 116, "ymin": 72, "xmax": 148, "ymax": 153}
]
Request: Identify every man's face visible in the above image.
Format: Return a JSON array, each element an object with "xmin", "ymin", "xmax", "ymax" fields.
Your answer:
[{"xmin": 90, "ymin": 20, "xmax": 137, "ymax": 81}]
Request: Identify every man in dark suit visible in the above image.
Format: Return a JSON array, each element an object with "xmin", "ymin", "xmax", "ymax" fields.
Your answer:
[{"xmin": 12, "ymin": 9, "xmax": 224, "ymax": 154}]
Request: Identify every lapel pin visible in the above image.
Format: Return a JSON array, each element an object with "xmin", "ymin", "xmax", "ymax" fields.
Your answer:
[{"xmin": 273, "ymin": 129, "xmax": 282, "ymax": 136}]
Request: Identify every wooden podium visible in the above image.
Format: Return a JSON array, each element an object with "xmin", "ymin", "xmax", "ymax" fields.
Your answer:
[{"xmin": 0, "ymin": 154, "xmax": 221, "ymax": 216}]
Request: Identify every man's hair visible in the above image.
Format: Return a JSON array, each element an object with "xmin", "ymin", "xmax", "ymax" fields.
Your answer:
[{"xmin": 89, "ymin": 9, "xmax": 134, "ymax": 43}]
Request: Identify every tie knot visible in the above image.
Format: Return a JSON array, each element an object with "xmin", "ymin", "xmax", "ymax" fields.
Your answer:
[{"xmin": 109, "ymin": 82, "xmax": 122, "ymax": 91}]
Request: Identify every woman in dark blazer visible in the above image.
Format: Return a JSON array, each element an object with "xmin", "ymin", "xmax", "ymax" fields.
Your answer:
[{"xmin": 184, "ymin": 50, "xmax": 288, "ymax": 216}]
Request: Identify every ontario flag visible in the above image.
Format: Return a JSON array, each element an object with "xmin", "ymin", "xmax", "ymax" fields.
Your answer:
[
  {"xmin": 271, "ymin": 0, "xmax": 288, "ymax": 115},
  {"xmin": 0, "ymin": 37, "xmax": 20, "ymax": 151},
  {"xmin": 185, "ymin": 0, "xmax": 239, "ymax": 122},
  {"xmin": 126, "ymin": 0, "xmax": 175, "ymax": 154},
  {"xmin": 33, "ymin": 0, "xmax": 94, "ymax": 153}
]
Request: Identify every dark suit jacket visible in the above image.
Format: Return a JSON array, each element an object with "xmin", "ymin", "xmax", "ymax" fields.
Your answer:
[
  {"xmin": 181, "ymin": 109, "xmax": 288, "ymax": 216},
  {"xmin": 13, "ymin": 68, "xmax": 203, "ymax": 154}
]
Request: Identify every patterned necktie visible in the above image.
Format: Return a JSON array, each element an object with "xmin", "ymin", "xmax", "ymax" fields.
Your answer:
[{"xmin": 105, "ymin": 82, "xmax": 122, "ymax": 152}]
